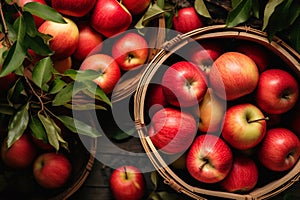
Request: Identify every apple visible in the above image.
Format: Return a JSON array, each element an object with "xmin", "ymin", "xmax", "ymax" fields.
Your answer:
[
  {"xmin": 90, "ymin": 0, "xmax": 132, "ymax": 38},
  {"xmin": 121, "ymin": 0, "xmax": 151, "ymax": 15},
  {"xmin": 197, "ymin": 88, "xmax": 226, "ymax": 133},
  {"xmin": 17, "ymin": 0, "xmax": 47, "ymax": 27},
  {"xmin": 79, "ymin": 54, "xmax": 121, "ymax": 94},
  {"xmin": 172, "ymin": 7, "xmax": 204, "ymax": 34},
  {"xmin": 53, "ymin": 56, "xmax": 72, "ymax": 74},
  {"xmin": 33, "ymin": 152, "xmax": 72, "ymax": 189},
  {"xmin": 51, "ymin": 0, "xmax": 96, "ymax": 17},
  {"xmin": 161, "ymin": 61, "xmax": 207, "ymax": 107},
  {"xmin": 109, "ymin": 165, "xmax": 146, "ymax": 200},
  {"xmin": 145, "ymin": 83, "xmax": 168, "ymax": 118},
  {"xmin": 209, "ymin": 52, "xmax": 259, "ymax": 101},
  {"xmin": 38, "ymin": 17, "xmax": 79, "ymax": 60},
  {"xmin": 73, "ymin": 21, "xmax": 103, "ymax": 62},
  {"xmin": 112, "ymin": 32, "xmax": 149, "ymax": 71},
  {"xmin": 258, "ymin": 128, "xmax": 300, "ymax": 172},
  {"xmin": 148, "ymin": 107, "xmax": 197, "ymax": 154},
  {"xmin": 189, "ymin": 41, "xmax": 223, "ymax": 76},
  {"xmin": 30, "ymin": 133, "xmax": 55, "ymax": 152},
  {"xmin": 186, "ymin": 134, "xmax": 233, "ymax": 183},
  {"xmin": 235, "ymin": 41, "xmax": 270, "ymax": 72},
  {"xmin": 255, "ymin": 69, "xmax": 299, "ymax": 115},
  {"xmin": 1, "ymin": 134, "xmax": 38, "ymax": 169},
  {"xmin": 220, "ymin": 155, "xmax": 258, "ymax": 193},
  {"xmin": 221, "ymin": 103, "xmax": 267, "ymax": 150}
]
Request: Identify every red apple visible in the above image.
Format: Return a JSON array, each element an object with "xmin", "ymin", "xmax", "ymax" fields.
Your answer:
[
  {"xmin": 53, "ymin": 56, "xmax": 72, "ymax": 74},
  {"xmin": 38, "ymin": 17, "xmax": 79, "ymax": 60},
  {"xmin": 189, "ymin": 41, "xmax": 223, "ymax": 76},
  {"xmin": 1, "ymin": 134, "xmax": 38, "ymax": 169},
  {"xmin": 17, "ymin": 0, "xmax": 47, "ymax": 27},
  {"xmin": 109, "ymin": 165, "xmax": 146, "ymax": 200},
  {"xmin": 235, "ymin": 41, "xmax": 270, "ymax": 72},
  {"xmin": 162, "ymin": 61, "xmax": 207, "ymax": 107},
  {"xmin": 79, "ymin": 54, "xmax": 121, "ymax": 94},
  {"xmin": 186, "ymin": 134, "xmax": 233, "ymax": 183},
  {"xmin": 197, "ymin": 88, "xmax": 226, "ymax": 133},
  {"xmin": 220, "ymin": 155, "xmax": 259, "ymax": 193},
  {"xmin": 255, "ymin": 69, "xmax": 299, "ymax": 114},
  {"xmin": 209, "ymin": 52, "xmax": 259, "ymax": 101},
  {"xmin": 112, "ymin": 32, "xmax": 149, "ymax": 71},
  {"xmin": 222, "ymin": 103, "xmax": 267, "ymax": 150},
  {"xmin": 121, "ymin": 0, "xmax": 151, "ymax": 15},
  {"xmin": 33, "ymin": 152, "xmax": 72, "ymax": 189},
  {"xmin": 51, "ymin": 0, "xmax": 96, "ymax": 17},
  {"xmin": 30, "ymin": 133, "xmax": 55, "ymax": 152},
  {"xmin": 145, "ymin": 83, "xmax": 168, "ymax": 117},
  {"xmin": 258, "ymin": 128, "xmax": 300, "ymax": 171},
  {"xmin": 172, "ymin": 7, "xmax": 204, "ymax": 34},
  {"xmin": 90, "ymin": 0, "xmax": 132, "ymax": 38},
  {"xmin": 148, "ymin": 107, "xmax": 197, "ymax": 154},
  {"xmin": 73, "ymin": 21, "xmax": 103, "ymax": 62}
]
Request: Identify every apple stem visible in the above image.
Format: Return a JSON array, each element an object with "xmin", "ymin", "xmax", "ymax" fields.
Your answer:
[
  {"xmin": 248, "ymin": 117, "xmax": 269, "ymax": 123},
  {"xmin": 199, "ymin": 159, "xmax": 208, "ymax": 170},
  {"xmin": 123, "ymin": 166, "xmax": 128, "ymax": 180}
]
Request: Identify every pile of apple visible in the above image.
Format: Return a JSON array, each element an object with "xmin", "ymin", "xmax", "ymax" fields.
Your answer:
[{"xmin": 145, "ymin": 39, "xmax": 300, "ymax": 194}]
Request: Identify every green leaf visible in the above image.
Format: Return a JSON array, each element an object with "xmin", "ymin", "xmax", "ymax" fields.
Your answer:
[
  {"xmin": 49, "ymin": 77, "xmax": 67, "ymax": 94},
  {"xmin": 231, "ymin": 0, "xmax": 242, "ymax": 8},
  {"xmin": 226, "ymin": 0, "xmax": 252, "ymax": 28},
  {"xmin": 13, "ymin": 14, "xmax": 26, "ymax": 44},
  {"xmin": 290, "ymin": 17, "xmax": 300, "ymax": 54},
  {"xmin": 262, "ymin": 0, "xmax": 285, "ymax": 30},
  {"xmin": 24, "ymin": 34, "xmax": 53, "ymax": 56},
  {"xmin": 7, "ymin": 78, "xmax": 27, "ymax": 108},
  {"xmin": 194, "ymin": 0, "xmax": 211, "ymax": 19},
  {"xmin": 64, "ymin": 69, "xmax": 102, "ymax": 81},
  {"xmin": 65, "ymin": 103, "xmax": 107, "ymax": 111},
  {"xmin": 151, "ymin": 171, "xmax": 158, "ymax": 190},
  {"xmin": 83, "ymin": 80, "xmax": 112, "ymax": 107},
  {"xmin": 38, "ymin": 112, "xmax": 60, "ymax": 151},
  {"xmin": 252, "ymin": 0, "xmax": 260, "ymax": 19},
  {"xmin": 23, "ymin": 11, "xmax": 37, "ymax": 37},
  {"xmin": 52, "ymin": 82, "xmax": 75, "ymax": 106},
  {"xmin": 28, "ymin": 115, "xmax": 47, "ymax": 142},
  {"xmin": 111, "ymin": 127, "xmax": 136, "ymax": 140},
  {"xmin": 7, "ymin": 103, "xmax": 29, "ymax": 148},
  {"xmin": 56, "ymin": 115, "xmax": 101, "ymax": 138},
  {"xmin": 135, "ymin": 3, "xmax": 165, "ymax": 29},
  {"xmin": 32, "ymin": 57, "xmax": 53, "ymax": 91},
  {"xmin": 157, "ymin": 0, "xmax": 164, "ymax": 9},
  {"xmin": 23, "ymin": 2, "xmax": 66, "ymax": 23},
  {"xmin": 0, "ymin": 104, "xmax": 15, "ymax": 115}
]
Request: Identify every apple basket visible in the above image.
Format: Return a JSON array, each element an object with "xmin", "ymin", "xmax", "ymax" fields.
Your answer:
[{"xmin": 134, "ymin": 24, "xmax": 300, "ymax": 200}]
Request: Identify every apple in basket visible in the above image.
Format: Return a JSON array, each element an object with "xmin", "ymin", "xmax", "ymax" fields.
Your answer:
[
  {"xmin": 51, "ymin": 0, "xmax": 96, "ymax": 17},
  {"xmin": 110, "ymin": 165, "xmax": 146, "ymax": 200},
  {"xmin": 186, "ymin": 134, "xmax": 233, "ymax": 183}
]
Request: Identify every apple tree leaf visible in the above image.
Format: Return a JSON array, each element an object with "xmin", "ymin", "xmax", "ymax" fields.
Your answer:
[
  {"xmin": 225, "ymin": 0, "xmax": 252, "ymax": 28},
  {"xmin": 23, "ymin": 11, "xmax": 37, "ymax": 37},
  {"xmin": 29, "ymin": 115, "xmax": 48, "ymax": 143},
  {"xmin": 135, "ymin": 3, "xmax": 165, "ymax": 29},
  {"xmin": 52, "ymin": 82, "xmax": 76, "ymax": 106},
  {"xmin": 252, "ymin": 0, "xmax": 260, "ymax": 19},
  {"xmin": 56, "ymin": 115, "xmax": 101, "ymax": 138},
  {"xmin": 49, "ymin": 77, "xmax": 67, "ymax": 94},
  {"xmin": 23, "ymin": 2, "xmax": 66, "ymax": 23},
  {"xmin": 7, "ymin": 103, "xmax": 29, "ymax": 148},
  {"xmin": 83, "ymin": 80, "xmax": 111, "ymax": 107},
  {"xmin": 32, "ymin": 56, "xmax": 53, "ymax": 91},
  {"xmin": 231, "ymin": 0, "xmax": 242, "ymax": 8},
  {"xmin": 262, "ymin": 0, "xmax": 285, "ymax": 30},
  {"xmin": 289, "ymin": 17, "xmax": 300, "ymax": 54},
  {"xmin": 24, "ymin": 35, "xmax": 54, "ymax": 57},
  {"xmin": 64, "ymin": 69, "xmax": 102, "ymax": 81},
  {"xmin": 150, "ymin": 171, "xmax": 158, "ymax": 190},
  {"xmin": 194, "ymin": 0, "xmax": 211, "ymax": 19}
]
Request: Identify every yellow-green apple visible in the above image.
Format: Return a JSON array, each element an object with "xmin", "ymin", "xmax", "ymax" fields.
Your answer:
[
  {"xmin": 17, "ymin": 0, "xmax": 47, "ymax": 27},
  {"xmin": 33, "ymin": 152, "xmax": 72, "ymax": 189},
  {"xmin": 90, "ymin": 0, "xmax": 132, "ymax": 38},
  {"xmin": 109, "ymin": 165, "xmax": 146, "ymax": 200},
  {"xmin": 209, "ymin": 52, "xmax": 259, "ymax": 101},
  {"xmin": 148, "ymin": 107, "xmax": 197, "ymax": 154},
  {"xmin": 172, "ymin": 7, "xmax": 204, "ymax": 34},
  {"xmin": 1, "ymin": 134, "xmax": 38, "ymax": 169},
  {"xmin": 121, "ymin": 0, "xmax": 151, "ymax": 15},
  {"xmin": 189, "ymin": 41, "xmax": 223, "ymax": 76},
  {"xmin": 162, "ymin": 61, "xmax": 207, "ymax": 107},
  {"xmin": 112, "ymin": 32, "xmax": 149, "ymax": 71},
  {"xmin": 38, "ymin": 17, "xmax": 79, "ymax": 60},
  {"xmin": 145, "ymin": 83, "xmax": 168, "ymax": 118},
  {"xmin": 51, "ymin": 0, "xmax": 96, "ymax": 17},
  {"xmin": 73, "ymin": 21, "xmax": 103, "ymax": 62},
  {"xmin": 258, "ymin": 128, "xmax": 300, "ymax": 171},
  {"xmin": 220, "ymin": 155, "xmax": 258, "ymax": 193},
  {"xmin": 235, "ymin": 41, "xmax": 270, "ymax": 72},
  {"xmin": 186, "ymin": 134, "xmax": 233, "ymax": 183},
  {"xmin": 53, "ymin": 56, "xmax": 72, "ymax": 74},
  {"xmin": 221, "ymin": 103, "xmax": 267, "ymax": 150},
  {"xmin": 197, "ymin": 88, "xmax": 226, "ymax": 133},
  {"xmin": 79, "ymin": 54, "xmax": 121, "ymax": 94},
  {"xmin": 255, "ymin": 69, "xmax": 299, "ymax": 115}
]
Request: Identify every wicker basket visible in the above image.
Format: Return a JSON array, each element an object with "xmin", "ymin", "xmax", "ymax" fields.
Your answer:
[{"xmin": 134, "ymin": 25, "xmax": 300, "ymax": 200}]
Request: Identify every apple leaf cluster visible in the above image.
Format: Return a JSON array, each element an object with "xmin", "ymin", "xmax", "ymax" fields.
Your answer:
[{"xmin": 0, "ymin": 2, "xmax": 108, "ymax": 151}]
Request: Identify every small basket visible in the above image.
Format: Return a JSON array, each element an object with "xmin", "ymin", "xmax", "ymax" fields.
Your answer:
[{"xmin": 134, "ymin": 25, "xmax": 300, "ymax": 200}]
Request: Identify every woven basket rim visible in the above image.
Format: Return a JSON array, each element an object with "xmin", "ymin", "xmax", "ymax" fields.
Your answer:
[{"xmin": 134, "ymin": 25, "xmax": 300, "ymax": 200}]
